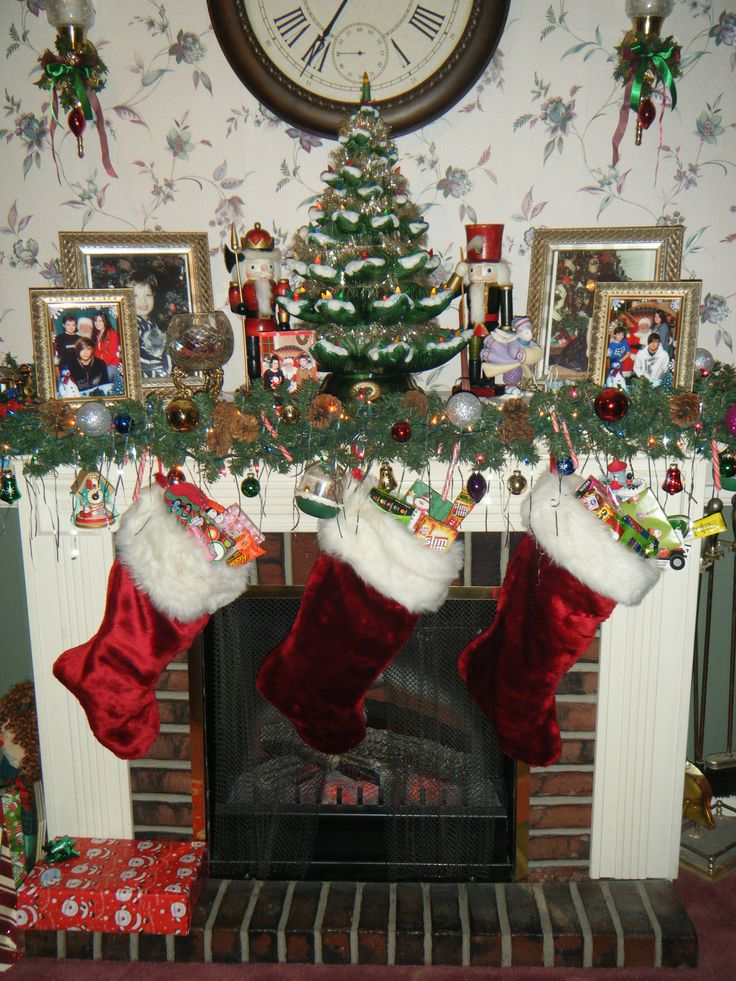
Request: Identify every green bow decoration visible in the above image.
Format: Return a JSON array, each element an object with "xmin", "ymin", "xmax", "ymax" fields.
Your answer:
[
  {"xmin": 44, "ymin": 61, "xmax": 94, "ymax": 119},
  {"xmin": 628, "ymin": 40, "xmax": 678, "ymax": 112},
  {"xmin": 43, "ymin": 835, "xmax": 79, "ymax": 864}
]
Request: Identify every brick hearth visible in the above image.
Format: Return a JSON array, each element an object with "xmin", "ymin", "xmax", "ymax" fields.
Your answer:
[{"xmin": 23, "ymin": 878, "xmax": 697, "ymax": 968}]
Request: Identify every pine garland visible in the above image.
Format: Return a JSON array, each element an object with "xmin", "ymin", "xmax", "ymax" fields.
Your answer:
[{"xmin": 2, "ymin": 365, "xmax": 735, "ymax": 483}]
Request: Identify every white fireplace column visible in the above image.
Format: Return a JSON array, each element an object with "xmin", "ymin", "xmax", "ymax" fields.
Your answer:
[{"xmin": 15, "ymin": 458, "xmax": 707, "ymax": 878}]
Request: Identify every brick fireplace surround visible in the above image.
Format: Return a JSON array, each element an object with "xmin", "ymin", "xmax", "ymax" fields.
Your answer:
[{"xmin": 16, "ymin": 460, "xmax": 706, "ymax": 968}]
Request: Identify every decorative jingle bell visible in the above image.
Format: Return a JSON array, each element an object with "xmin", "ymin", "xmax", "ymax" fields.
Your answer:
[
  {"xmin": 0, "ymin": 468, "xmax": 21, "ymax": 504},
  {"xmin": 378, "ymin": 462, "xmax": 397, "ymax": 493},
  {"xmin": 662, "ymin": 463, "xmax": 684, "ymax": 495}
]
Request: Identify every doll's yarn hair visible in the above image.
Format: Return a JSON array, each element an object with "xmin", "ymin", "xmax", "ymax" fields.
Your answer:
[{"xmin": 0, "ymin": 680, "xmax": 41, "ymax": 783}]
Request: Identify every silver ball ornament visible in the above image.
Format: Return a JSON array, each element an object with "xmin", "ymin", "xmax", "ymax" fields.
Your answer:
[
  {"xmin": 694, "ymin": 348, "xmax": 714, "ymax": 377},
  {"xmin": 445, "ymin": 391, "xmax": 482, "ymax": 428},
  {"xmin": 75, "ymin": 401, "xmax": 113, "ymax": 436}
]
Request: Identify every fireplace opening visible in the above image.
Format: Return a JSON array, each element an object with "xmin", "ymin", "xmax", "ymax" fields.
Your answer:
[{"xmin": 200, "ymin": 587, "xmax": 518, "ymax": 882}]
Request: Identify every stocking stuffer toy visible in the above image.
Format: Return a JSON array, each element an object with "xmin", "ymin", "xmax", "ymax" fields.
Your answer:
[
  {"xmin": 457, "ymin": 472, "xmax": 661, "ymax": 766},
  {"xmin": 53, "ymin": 483, "xmax": 251, "ymax": 759},
  {"xmin": 256, "ymin": 478, "xmax": 463, "ymax": 754}
]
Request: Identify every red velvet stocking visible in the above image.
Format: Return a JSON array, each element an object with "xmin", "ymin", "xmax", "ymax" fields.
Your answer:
[
  {"xmin": 256, "ymin": 479, "xmax": 463, "ymax": 755},
  {"xmin": 256, "ymin": 553, "xmax": 419, "ymax": 754},
  {"xmin": 457, "ymin": 473, "xmax": 660, "ymax": 767},
  {"xmin": 54, "ymin": 560, "xmax": 209, "ymax": 760}
]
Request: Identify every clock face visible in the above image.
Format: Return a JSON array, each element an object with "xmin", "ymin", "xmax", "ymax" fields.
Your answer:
[{"xmin": 209, "ymin": 0, "xmax": 510, "ymax": 137}]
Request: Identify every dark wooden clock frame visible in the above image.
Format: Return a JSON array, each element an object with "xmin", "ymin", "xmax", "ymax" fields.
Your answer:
[{"xmin": 207, "ymin": 0, "xmax": 511, "ymax": 138}]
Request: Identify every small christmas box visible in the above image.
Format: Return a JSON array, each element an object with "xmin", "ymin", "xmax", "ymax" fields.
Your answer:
[
  {"xmin": 0, "ymin": 785, "xmax": 27, "ymax": 888},
  {"xmin": 17, "ymin": 838, "xmax": 207, "ymax": 935}
]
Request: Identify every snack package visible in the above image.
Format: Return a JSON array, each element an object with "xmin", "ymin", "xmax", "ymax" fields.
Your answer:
[{"xmin": 164, "ymin": 482, "xmax": 265, "ymax": 564}]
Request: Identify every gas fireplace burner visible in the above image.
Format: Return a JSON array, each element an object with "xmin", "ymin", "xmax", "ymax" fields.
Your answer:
[{"xmin": 201, "ymin": 588, "xmax": 517, "ymax": 882}]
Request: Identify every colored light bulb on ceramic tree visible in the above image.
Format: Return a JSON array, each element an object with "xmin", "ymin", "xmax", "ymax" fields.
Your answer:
[
  {"xmin": 662, "ymin": 464, "xmax": 684, "ymax": 495},
  {"xmin": 68, "ymin": 102, "xmax": 86, "ymax": 158},
  {"xmin": 466, "ymin": 471, "xmax": 487, "ymax": 503}
]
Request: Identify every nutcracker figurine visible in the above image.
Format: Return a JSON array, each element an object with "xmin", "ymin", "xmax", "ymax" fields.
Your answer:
[{"xmin": 224, "ymin": 222, "xmax": 289, "ymax": 382}]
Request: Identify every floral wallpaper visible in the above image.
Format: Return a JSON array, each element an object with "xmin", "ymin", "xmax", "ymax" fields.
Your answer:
[{"xmin": 0, "ymin": 0, "xmax": 734, "ymax": 392}]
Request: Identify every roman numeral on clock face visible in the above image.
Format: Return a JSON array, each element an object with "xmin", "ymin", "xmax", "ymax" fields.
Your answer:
[
  {"xmin": 391, "ymin": 38, "xmax": 411, "ymax": 66},
  {"xmin": 301, "ymin": 36, "xmax": 331, "ymax": 72},
  {"xmin": 274, "ymin": 7, "xmax": 310, "ymax": 47},
  {"xmin": 408, "ymin": 4, "xmax": 445, "ymax": 41}
]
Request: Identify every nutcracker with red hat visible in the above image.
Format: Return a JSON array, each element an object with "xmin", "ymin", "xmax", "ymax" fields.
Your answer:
[
  {"xmin": 224, "ymin": 221, "xmax": 288, "ymax": 381},
  {"xmin": 446, "ymin": 224, "xmax": 513, "ymax": 389}
]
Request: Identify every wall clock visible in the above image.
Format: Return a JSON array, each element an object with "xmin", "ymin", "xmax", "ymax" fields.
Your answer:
[{"xmin": 207, "ymin": 1, "xmax": 510, "ymax": 138}]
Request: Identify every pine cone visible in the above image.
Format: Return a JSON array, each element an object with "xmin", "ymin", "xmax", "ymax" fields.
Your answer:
[
  {"xmin": 401, "ymin": 389, "xmax": 429, "ymax": 416},
  {"xmin": 308, "ymin": 394, "xmax": 342, "ymax": 429},
  {"xmin": 668, "ymin": 392, "xmax": 701, "ymax": 427},
  {"xmin": 39, "ymin": 399, "xmax": 76, "ymax": 437},
  {"xmin": 207, "ymin": 402, "xmax": 259, "ymax": 455},
  {"xmin": 498, "ymin": 398, "xmax": 535, "ymax": 445}
]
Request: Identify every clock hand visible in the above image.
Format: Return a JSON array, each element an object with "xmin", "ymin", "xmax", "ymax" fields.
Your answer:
[{"xmin": 301, "ymin": 0, "xmax": 350, "ymax": 75}]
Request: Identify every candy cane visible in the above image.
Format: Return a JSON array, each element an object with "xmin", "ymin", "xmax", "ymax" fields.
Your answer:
[
  {"xmin": 441, "ymin": 441, "xmax": 460, "ymax": 501},
  {"xmin": 712, "ymin": 438, "xmax": 722, "ymax": 493},
  {"xmin": 550, "ymin": 409, "xmax": 578, "ymax": 469},
  {"xmin": 260, "ymin": 411, "xmax": 294, "ymax": 462}
]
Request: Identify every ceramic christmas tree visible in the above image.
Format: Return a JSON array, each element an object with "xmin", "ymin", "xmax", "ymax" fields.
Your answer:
[{"xmin": 279, "ymin": 76, "xmax": 470, "ymax": 400}]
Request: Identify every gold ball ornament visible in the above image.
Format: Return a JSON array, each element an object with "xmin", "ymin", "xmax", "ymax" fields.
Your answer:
[
  {"xmin": 280, "ymin": 404, "xmax": 301, "ymax": 425},
  {"xmin": 166, "ymin": 397, "xmax": 200, "ymax": 432},
  {"xmin": 507, "ymin": 470, "xmax": 528, "ymax": 496}
]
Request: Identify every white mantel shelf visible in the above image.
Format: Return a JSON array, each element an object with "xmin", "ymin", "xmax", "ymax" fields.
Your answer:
[{"xmin": 15, "ymin": 456, "xmax": 708, "ymax": 879}]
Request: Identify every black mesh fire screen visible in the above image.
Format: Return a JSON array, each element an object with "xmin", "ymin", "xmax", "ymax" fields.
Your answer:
[{"xmin": 202, "ymin": 587, "xmax": 516, "ymax": 882}]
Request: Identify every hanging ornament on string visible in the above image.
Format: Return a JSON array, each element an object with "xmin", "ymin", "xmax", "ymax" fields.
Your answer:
[
  {"xmin": 694, "ymin": 348, "xmax": 715, "ymax": 378},
  {"xmin": 719, "ymin": 453, "xmax": 736, "ymax": 480},
  {"xmin": 68, "ymin": 102, "xmax": 86, "ymax": 158},
  {"xmin": 662, "ymin": 463, "xmax": 684, "ymax": 495},
  {"xmin": 445, "ymin": 390, "xmax": 482, "ymax": 428},
  {"xmin": 391, "ymin": 420, "xmax": 412, "ymax": 443},
  {"xmin": 113, "ymin": 411, "xmax": 134, "ymax": 434},
  {"xmin": 280, "ymin": 404, "xmax": 301, "ymax": 425},
  {"xmin": 466, "ymin": 471, "xmax": 488, "ymax": 503},
  {"xmin": 378, "ymin": 462, "xmax": 397, "ymax": 493},
  {"xmin": 76, "ymin": 401, "xmax": 112, "ymax": 436},
  {"xmin": 556, "ymin": 457, "xmax": 576, "ymax": 476},
  {"xmin": 507, "ymin": 469, "xmax": 528, "ymax": 496},
  {"xmin": 241, "ymin": 473, "xmax": 260, "ymax": 498},
  {"xmin": 0, "ymin": 467, "xmax": 21, "ymax": 504},
  {"xmin": 166, "ymin": 397, "xmax": 199, "ymax": 433},
  {"xmin": 295, "ymin": 461, "xmax": 344, "ymax": 519},
  {"xmin": 724, "ymin": 403, "xmax": 736, "ymax": 437},
  {"xmin": 166, "ymin": 466, "xmax": 186, "ymax": 485}
]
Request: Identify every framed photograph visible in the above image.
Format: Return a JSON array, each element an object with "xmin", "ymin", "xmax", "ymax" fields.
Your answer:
[
  {"xmin": 589, "ymin": 281, "xmax": 702, "ymax": 392},
  {"xmin": 30, "ymin": 288, "xmax": 141, "ymax": 405},
  {"xmin": 259, "ymin": 329, "xmax": 318, "ymax": 393},
  {"xmin": 526, "ymin": 225, "xmax": 684, "ymax": 382},
  {"xmin": 58, "ymin": 231, "xmax": 213, "ymax": 391}
]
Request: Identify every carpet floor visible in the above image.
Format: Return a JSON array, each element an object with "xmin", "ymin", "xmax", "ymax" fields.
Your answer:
[{"xmin": 5, "ymin": 869, "xmax": 735, "ymax": 979}]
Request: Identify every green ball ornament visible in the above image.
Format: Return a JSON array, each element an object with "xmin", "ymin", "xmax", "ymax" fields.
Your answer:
[
  {"xmin": 719, "ymin": 453, "xmax": 736, "ymax": 479},
  {"xmin": 241, "ymin": 475, "xmax": 260, "ymax": 498},
  {"xmin": 166, "ymin": 397, "xmax": 199, "ymax": 432}
]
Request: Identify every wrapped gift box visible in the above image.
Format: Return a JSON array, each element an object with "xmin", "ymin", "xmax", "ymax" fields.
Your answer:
[
  {"xmin": 0, "ymin": 786, "xmax": 27, "ymax": 889},
  {"xmin": 17, "ymin": 838, "xmax": 207, "ymax": 935}
]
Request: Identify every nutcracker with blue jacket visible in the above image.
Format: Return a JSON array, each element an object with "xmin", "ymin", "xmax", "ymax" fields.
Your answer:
[{"xmin": 224, "ymin": 221, "xmax": 290, "ymax": 382}]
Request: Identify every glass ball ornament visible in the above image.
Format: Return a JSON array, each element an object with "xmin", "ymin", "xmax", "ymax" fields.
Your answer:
[
  {"xmin": 113, "ymin": 412, "xmax": 134, "ymax": 434},
  {"xmin": 166, "ymin": 466, "xmax": 186, "ymax": 485},
  {"xmin": 165, "ymin": 312, "xmax": 234, "ymax": 372},
  {"xmin": 719, "ymin": 453, "xmax": 736, "ymax": 479},
  {"xmin": 466, "ymin": 471, "xmax": 487, "ymax": 503},
  {"xmin": 725, "ymin": 403, "xmax": 736, "ymax": 437},
  {"xmin": 594, "ymin": 387, "xmax": 629, "ymax": 422},
  {"xmin": 166, "ymin": 397, "xmax": 199, "ymax": 432},
  {"xmin": 445, "ymin": 391, "xmax": 482, "ymax": 428},
  {"xmin": 280, "ymin": 404, "xmax": 301, "ymax": 425},
  {"xmin": 556, "ymin": 457, "xmax": 576, "ymax": 476},
  {"xmin": 295, "ymin": 462, "xmax": 344, "ymax": 519},
  {"xmin": 75, "ymin": 401, "xmax": 112, "ymax": 436},
  {"xmin": 694, "ymin": 348, "xmax": 715, "ymax": 378},
  {"xmin": 391, "ymin": 420, "xmax": 412, "ymax": 443},
  {"xmin": 507, "ymin": 469, "xmax": 527, "ymax": 495},
  {"xmin": 241, "ymin": 474, "xmax": 260, "ymax": 498}
]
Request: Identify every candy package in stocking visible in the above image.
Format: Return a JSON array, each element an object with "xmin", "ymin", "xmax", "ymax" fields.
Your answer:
[
  {"xmin": 256, "ymin": 479, "xmax": 463, "ymax": 754},
  {"xmin": 457, "ymin": 473, "xmax": 661, "ymax": 767},
  {"xmin": 53, "ymin": 485, "xmax": 251, "ymax": 760}
]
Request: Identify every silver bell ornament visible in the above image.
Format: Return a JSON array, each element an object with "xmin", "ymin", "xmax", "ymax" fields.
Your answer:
[{"xmin": 295, "ymin": 461, "xmax": 345, "ymax": 519}]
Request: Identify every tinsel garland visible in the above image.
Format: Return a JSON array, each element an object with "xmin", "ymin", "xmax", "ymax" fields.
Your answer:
[{"xmin": 2, "ymin": 367, "xmax": 736, "ymax": 483}]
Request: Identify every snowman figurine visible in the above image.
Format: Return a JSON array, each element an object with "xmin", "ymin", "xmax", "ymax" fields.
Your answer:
[{"xmin": 479, "ymin": 316, "xmax": 543, "ymax": 396}]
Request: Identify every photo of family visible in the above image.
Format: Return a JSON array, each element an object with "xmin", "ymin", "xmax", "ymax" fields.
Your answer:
[
  {"xmin": 589, "ymin": 281, "xmax": 702, "ymax": 392},
  {"xmin": 259, "ymin": 330, "xmax": 318, "ymax": 393},
  {"xmin": 58, "ymin": 232, "xmax": 213, "ymax": 391},
  {"xmin": 30, "ymin": 288, "xmax": 142, "ymax": 406}
]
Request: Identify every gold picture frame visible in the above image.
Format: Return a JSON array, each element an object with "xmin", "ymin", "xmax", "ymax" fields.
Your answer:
[
  {"xmin": 58, "ymin": 231, "xmax": 213, "ymax": 392},
  {"xmin": 589, "ymin": 280, "xmax": 702, "ymax": 392},
  {"xmin": 526, "ymin": 225, "xmax": 684, "ymax": 382},
  {"xmin": 30, "ymin": 288, "xmax": 141, "ymax": 407}
]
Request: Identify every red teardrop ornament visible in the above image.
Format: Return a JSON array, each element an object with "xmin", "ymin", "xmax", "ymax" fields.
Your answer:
[
  {"xmin": 68, "ymin": 105, "xmax": 86, "ymax": 137},
  {"xmin": 637, "ymin": 98, "xmax": 656, "ymax": 130}
]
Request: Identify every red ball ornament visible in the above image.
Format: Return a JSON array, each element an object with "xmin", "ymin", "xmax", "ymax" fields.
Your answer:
[
  {"xmin": 391, "ymin": 420, "xmax": 412, "ymax": 443},
  {"xmin": 637, "ymin": 97, "xmax": 656, "ymax": 130},
  {"xmin": 594, "ymin": 387, "xmax": 629, "ymax": 422}
]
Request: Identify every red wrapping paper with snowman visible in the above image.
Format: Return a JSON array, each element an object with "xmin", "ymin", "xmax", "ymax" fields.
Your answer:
[{"xmin": 17, "ymin": 838, "xmax": 207, "ymax": 934}]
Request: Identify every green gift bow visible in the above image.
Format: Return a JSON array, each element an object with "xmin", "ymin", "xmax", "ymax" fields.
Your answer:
[
  {"xmin": 43, "ymin": 835, "xmax": 79, "ymax": 864},
  {"xmin": 628, "ymin": 40, "xmax": 678, "ymax": 112},
  {"xmin": 44, "ymin": 61, "xmax": 94, "ymax": 120}
]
